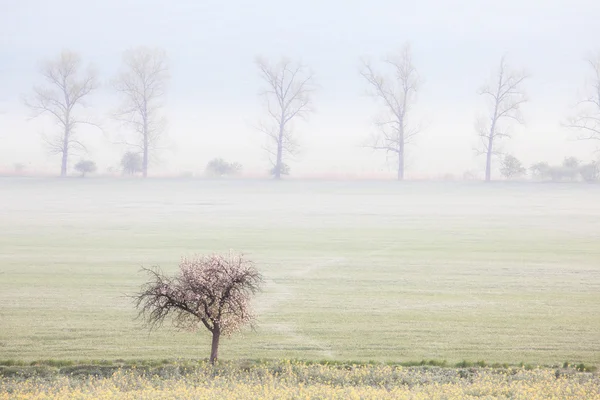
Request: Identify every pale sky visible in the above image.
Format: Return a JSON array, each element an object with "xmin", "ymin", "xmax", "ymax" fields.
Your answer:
[{"xmin": 1, "ymin": 0, "xmax": 599, "ymax": 178}]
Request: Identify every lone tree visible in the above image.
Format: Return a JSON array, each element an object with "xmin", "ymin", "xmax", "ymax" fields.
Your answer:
[
  {"xmin": 121, "ymin": 151, "xmax": 142, "ymax": 176},
  {"xmin": 74, "ymin": 160, "xmax": 97, "ymax": 177},
  {"xmin": 361, "ymin": 44, "xmax": 421, "ymax": 181},
  {"xmin": 476, "ymin": 56, "xmax": 528, "ymax": 181},
  {"xmin": 134, "ymin": 252, "xmax": 262, "ymax": 364},
  {"xmin": 113, "ymin": 47, "xmax": 169, "ymax": 178},
  {"xmin": 256, "ymin": 57, "xmax": 315, "ymax": 179},
  {"xmin": 500, "ymin": 154, "xmax": 526, "ymax": 179},
  {"xmin": 565, "ymin": 53, "xmax": 600, "ymax": 142},
  {"xmin": 25, "ymin": 51, "xmax": 98, "ymax": 177}
]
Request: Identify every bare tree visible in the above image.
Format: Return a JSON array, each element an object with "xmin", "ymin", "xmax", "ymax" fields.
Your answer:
[
  {"xmin": 564, "ymin": 53, "xmax": 600, "ymax": 142},
  {"xmin": 113, "ymin": 47, "xmax": 169, "ymax": 178},
  {"xmin": 25, "ymin": 51, "xmax": 98, "ymax": 177},
  {"xmin": 256, "ymin": 57, "xmax": 315, "ymax": 179},
  {"xmin": 476, "ymin": 56, "xmax": 529, "ymax": 181},
  {"xmin": 360, "ymin": 44, "xmax": 421, "ymax": 181},
  {"xmin": 134, "ymin": 252, "xmax": 262, "ymax": 364}
]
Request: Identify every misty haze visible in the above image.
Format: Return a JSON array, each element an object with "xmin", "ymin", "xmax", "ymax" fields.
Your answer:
[{"xmin": 1, "ymin": 1, "xmax": 599, "ymax": 398}]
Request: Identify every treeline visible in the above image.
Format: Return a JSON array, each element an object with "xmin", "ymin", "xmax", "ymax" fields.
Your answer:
[
  {"xmin": 15, "ymin": 44, "xmax": 600, "ymax": 181},
  {"xmin": 500, "ymin": 155, "xmax": 599, "ymax": 182}
]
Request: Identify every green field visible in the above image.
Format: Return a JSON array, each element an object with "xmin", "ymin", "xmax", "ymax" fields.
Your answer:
[{"xmin": 1, "ymin": 178, "xmax": 599, "ymax": 365}]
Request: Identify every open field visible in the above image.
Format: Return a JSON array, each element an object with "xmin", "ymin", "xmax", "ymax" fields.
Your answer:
[{"xmin": 1, "ymin": 178, "xmax": 599, "ymax": 365}]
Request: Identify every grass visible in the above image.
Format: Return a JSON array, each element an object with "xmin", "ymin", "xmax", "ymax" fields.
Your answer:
[
  {"xmin": 1, "ymin": 178, "xmax": 599, "ymax": 365},
  {"xmin": 3, "ymin": 358, "xmax": 595, "ymax": 371}
]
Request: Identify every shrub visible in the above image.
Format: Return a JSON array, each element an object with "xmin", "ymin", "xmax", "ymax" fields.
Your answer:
[
  {"xmin": 500, "ymin": 155, "xmax": 526, "ymax": 179},
  {"xmin": 74, "ymin": 160, "xmax": 97, "ymax": 177},
  {"xmin": 580, "ymin": 162, "xmax": 599, "ymax": 183},
  {"xmin": 121, "ymin": 152, "xmax": 142, "ymax": 176},
  {"xmin": 205, "ymin": 158, "xmax": 242, "ymax": 177},
  {"xmin": 530, "ymin": 162, "xmax": 551, "ymax": 180}
]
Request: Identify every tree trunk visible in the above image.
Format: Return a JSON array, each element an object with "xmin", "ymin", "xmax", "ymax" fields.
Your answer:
[
  {"xmin": 397, "ymin": 150, "xmax": 404, "ymax": 181},
  {"xmin": 274, "ymin": 148, "xmax": 282, "ymax": 180},
  {"xmin": 486, "ymin": 74, "xmax": 502, "ymax": 182},
  {"xmin": 142, "ymin": 128, "xmax": 149, "ymax": 179},
  {"xmin": 61, "ymin": 129, "xmax": 69, "ymax": 177},
  {"xmin": 397, "ymin": 140, "xmax": 405, "ymax": 181},
  {"xmin": 274, "ymin": 124, "xmax": 284, "ymax": 180},
  {"xmin": 142, "ymin": 113, "xmax": 149, "ymax": 178},
  {"xmin": 485, "ymin": 129, "xmax": 494, "ymax": 182},
  {"xmin": 209, "ymin": 328, "xmax": 220, "ymax": 364},
  {"xmin": 143, "ymin": 144, "xmax": 148, "ymax": 179},
  {"xmin": 485, "ymin": 146, "xmax": 492, "ymax": 182}
]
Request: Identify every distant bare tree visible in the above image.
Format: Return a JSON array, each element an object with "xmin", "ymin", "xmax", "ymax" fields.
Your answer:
[
  {"xmin": 134, "ymin": 252, "xmax": 262, "ymax": 364},
  {"xmin": 476, "ymin": 56, "xmax": 529, "ymax": 181},
  {"xmin": 113, "ymin": 47, "xmax": 169, "ymax": 178},
  {"xmin": 564, "ymin": 53, "xmax": 600, "ymax": 143},
  {"xmin": 25, "ymin": 51, "xmax": 98, "ymax": 177},
  {"xmin": 256, "ymin": 57, "xmax": 315, "ymax": 179},
  {"xmin": 361, "ymin": 44, "xmax": 421, "ymax": 181}
]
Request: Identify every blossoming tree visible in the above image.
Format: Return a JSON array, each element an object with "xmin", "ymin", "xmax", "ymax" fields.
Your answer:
[{"xmin": 134, "ymin": 252, "xmax": 262, "ymax": 363}]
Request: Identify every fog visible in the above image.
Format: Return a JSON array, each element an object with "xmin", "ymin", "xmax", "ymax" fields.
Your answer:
[{"xmin": 1, "ymin": 0, "xmax": 600, "ymax": 177}]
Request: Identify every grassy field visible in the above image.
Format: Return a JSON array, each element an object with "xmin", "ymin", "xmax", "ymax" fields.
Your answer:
[{"xmin": 0, "ymin": 178, "xmax": 599, "ymax": 365}]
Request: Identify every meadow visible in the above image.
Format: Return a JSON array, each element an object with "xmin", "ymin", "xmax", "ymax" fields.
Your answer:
[
  {"xmin": 2, "ymin": 360, "xmax": 600, "ymax": 399},
  {"xmin": 1, "ymin": 178, "xmax": 599, "ymax": 367}
]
